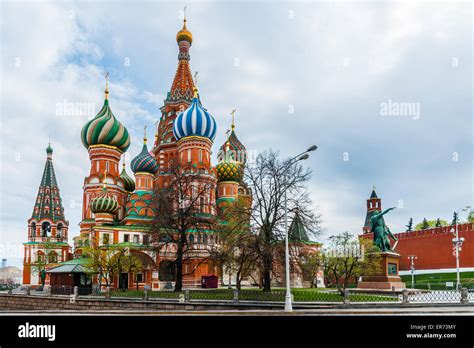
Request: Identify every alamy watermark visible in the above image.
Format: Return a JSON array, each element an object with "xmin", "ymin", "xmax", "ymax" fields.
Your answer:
[
  {"xmin": 380, "ymin": 99, "xmax": 420, "ymax": 120},
  {"xmin": 56, "ymin": 99, "xmax": 96, "ymax": 117}
]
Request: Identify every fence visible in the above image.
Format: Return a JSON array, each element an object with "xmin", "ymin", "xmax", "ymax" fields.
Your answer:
[{"xmin": 6, "ymin": 286, "xmax": 469, "ymax": 305}]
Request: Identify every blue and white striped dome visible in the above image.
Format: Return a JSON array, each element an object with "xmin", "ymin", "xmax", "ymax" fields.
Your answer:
[{"xmin": 173, "ymin": 91, "xmax": 217, "ymax": 141}]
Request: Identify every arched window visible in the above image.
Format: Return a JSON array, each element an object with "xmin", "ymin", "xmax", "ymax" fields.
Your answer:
[
  {"xmin": 41, "ymin": 222, "xmax": 51, "ymax": 237},
  {"xmin": 30, "ymin": 222, "xmax": 36, "ymax": 237},
  {"xmin": 197, "ymin": 234, "xmax": 201, "ymax": 244},
  {"xmin": 37, "ymin": 251, "xmax": 44, "ymax": 263},
  {"xmin": 189, "ymin": 234, "xmax": 194, "ymax": 243},
  {"xmin": 48, "ymin": 251, "xmax": 58, "ymax": 263},
  {"xmin": 57, "ymin": 223, "xmax": 63, "ymax": 238},
  {"xmin": 159, "ymin": 260, "xmax": 176, "ymax": 281},
  {"xmin": 203, "ymin": 234, "xmax": 207, "ymax": 244}
]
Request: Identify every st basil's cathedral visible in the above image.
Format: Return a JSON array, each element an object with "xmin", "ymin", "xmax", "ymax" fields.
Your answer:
[{"xmin": 23, "ymin": 17, "xmax": 254, "ymax": 289}]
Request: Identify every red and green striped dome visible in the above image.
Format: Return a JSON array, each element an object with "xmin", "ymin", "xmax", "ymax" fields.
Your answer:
[
  {"xmin": 90, "ymin": 188, "xmax": 119, "ymax": 214},
  {"xmin": 81, "ymin": 99, "xmax": 130, "ymax": 152},
  {"xmin": 120, "ymin": 163, "xmax": 135, "ymax": 192}
]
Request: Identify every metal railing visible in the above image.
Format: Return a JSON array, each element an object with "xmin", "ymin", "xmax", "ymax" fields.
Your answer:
[{"xmin": 5, "ymin": 286, "xmax": 473, "ymax": 305}]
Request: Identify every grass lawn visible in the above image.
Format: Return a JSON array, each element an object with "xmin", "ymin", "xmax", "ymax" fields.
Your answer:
[{"xmin": 400, "ymin": 272, "xmax": 474, "ymax": 289}]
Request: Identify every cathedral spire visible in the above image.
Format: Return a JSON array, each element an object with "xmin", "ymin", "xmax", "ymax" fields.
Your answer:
[
  {"xmin": 168, "ymin": 14, "xmax": 195, "ymax": 102},
  {"xmin": 31, "ymin": 142, "xmax": 66, "ymax": 222}
]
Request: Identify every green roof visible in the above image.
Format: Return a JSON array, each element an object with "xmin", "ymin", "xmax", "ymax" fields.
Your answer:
[
  {"xmin": 31, "ymin": 147, "xmax": 66, "ymax": 222},
  {"xmin": 289, "ymin": 211, "xmax": 310, "ymax": 242}
]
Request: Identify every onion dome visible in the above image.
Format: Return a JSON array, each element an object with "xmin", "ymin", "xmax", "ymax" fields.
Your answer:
[
  {"xmin": 90, "ymin": 172, "xmax": 119, "ymax": 214},
  {"xmin": 216, "ymin": 142, "xmax": 242, "ymax": 182},
  {"xmin": 120, "ymin": 159, "xmax": 135, "ymax": 192},
  {"xmin": 173, "ymin": 88, "xmax": 217, "ymax": 141},
  {"xmin": 176, "ymin": 18, "xmax": 193, "ymax": 45},
  {"xmin": 81, "ymin": 76, "xmax": 130, "ymax": 152},
  {"xmin": 216, "ymin": 161, "xmax": 242, "ymax": 182},
  {"xmin": 131, "ymin": 129, "xmax": 159, "ymax": 174},
  {"xmin": 46, "ymin": 143, "xmax": 53, "ymax": 155}
]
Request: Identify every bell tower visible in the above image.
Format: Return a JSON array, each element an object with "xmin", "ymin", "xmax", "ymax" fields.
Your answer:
[{"xmin": 23, "ymin": 143, "xmax": 70, "ymax": 286}]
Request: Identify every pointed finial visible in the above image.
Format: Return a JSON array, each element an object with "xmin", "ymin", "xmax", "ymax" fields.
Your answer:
[
  {"xmin": 193, "ymin": 86, "xmax": 198, "ymax": 99},
  {"xmin": 230, "ymin": 109, "xmax": 237, "ymax": 131},
  {"xmin": 373, "ymin": 185, "xmax": 376, "ymax": 191},
  {"xmin": 46, "ymin": 136, "xmax": 53, "ymax": 157},
  {"xmin": 122, "ymin": 155, "xmax": 126, "ymax": 170},
  {"xmin": 105, "ymin": 72, "xmax": 109, "ymax": 100},
  {"xmin": 184, "ymin": 6, "xmax": 187, "ymax": 21},
  {"xmin": 143, "ymin": 125, "xmax": 147, "ymax": 144}
]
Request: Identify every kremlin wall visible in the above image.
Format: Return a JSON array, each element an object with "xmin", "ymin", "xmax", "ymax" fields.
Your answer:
[{"xmin": 360, "ymin": 189, "xmax": 474, "ymax": 273}]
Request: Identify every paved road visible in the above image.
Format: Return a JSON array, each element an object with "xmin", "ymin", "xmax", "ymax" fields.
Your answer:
[{"xmin": 1, "ymin": 305, "xmax": 473, "ymax": 315}]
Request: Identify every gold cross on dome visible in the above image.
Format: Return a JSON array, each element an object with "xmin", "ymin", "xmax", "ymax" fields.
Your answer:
[{"xmin": 230, "ymin": 109, "xmax": 237, "ymax": 131}]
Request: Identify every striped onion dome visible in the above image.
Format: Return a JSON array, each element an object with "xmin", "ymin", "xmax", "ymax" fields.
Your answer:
[
  {"xmin": 120, "ymin": 162, "xmax": 135, "ymax": 192},
  {"xmin": 131, "ymin": 140, "xmax": 159, "ymax": 174},
  {"xmin": 173, "ymin": 88, "xmax": 217, "ymax": 141},
  {"xmin": 90, "ymin": 188, "xmax": 119, "ymax": 214},
  {"xmin": 81, "ymin": 86, "xmax": 130, "ymax": 152}
]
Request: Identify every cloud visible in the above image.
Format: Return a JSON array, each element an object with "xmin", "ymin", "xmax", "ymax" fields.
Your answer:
[{"xmin": 0, "ymin": 1, "xmax": 472, "ymax": 268}]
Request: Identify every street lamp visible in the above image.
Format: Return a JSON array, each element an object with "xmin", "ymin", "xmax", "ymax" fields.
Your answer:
[
  {"xmin": 451, "ymin": 205, "xmax": 471, "ymax": 291},
  {"xmin": 408, "ymin": 255, "xmax": 417, "ymax": 289},
  {"xmin": 283, "ymin": 145, "xmax": 317, "ymax": 312}
]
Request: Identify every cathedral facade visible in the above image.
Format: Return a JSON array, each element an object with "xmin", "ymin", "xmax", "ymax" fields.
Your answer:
[{"xmin": 71, "ymin": 18, "xmax": 247, "ymax": 290}]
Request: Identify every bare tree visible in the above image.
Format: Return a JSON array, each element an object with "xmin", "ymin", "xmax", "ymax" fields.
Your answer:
[
  {"xmin": 150, "ymin": 164, "xmax": 216, "ymax": 292},
  {"xmin": 210, "ymin": 197, "xmax": 258, "ymax": 290},
  {"xmin": 322, "ymin": 231, "xmax": 381, "ymax": 295},
  {"xmin": 244, "ymin": 150, "xmax": 321, "ymax": 292}
]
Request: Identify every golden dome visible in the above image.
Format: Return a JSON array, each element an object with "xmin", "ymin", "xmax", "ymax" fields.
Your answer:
[{"xmin": 176, "ymin": 19, "xmax": 193, "ymax": 45}]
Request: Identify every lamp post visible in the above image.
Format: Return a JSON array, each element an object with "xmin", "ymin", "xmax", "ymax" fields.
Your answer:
[
  {"xmin": 451, "ymin": 206, "xmax": 471, "ymax": 291},
  {"xmin": 283, "ymin": 145, "xmax": 317, "ymax": 312},
  {"xmin": 408, "ymin": 255, "xmax": 417, "ymax": 289}
]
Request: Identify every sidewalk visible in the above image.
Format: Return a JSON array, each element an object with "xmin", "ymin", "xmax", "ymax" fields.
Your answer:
[{"xmin": 1, "ymin": 305, "xmax": 473, "ymax": 315}]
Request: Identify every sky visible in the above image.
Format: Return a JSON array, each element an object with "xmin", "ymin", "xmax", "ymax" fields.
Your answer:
[{"xmin": 0, "ymin": 0, "xmax": 472, "ymax": 268}]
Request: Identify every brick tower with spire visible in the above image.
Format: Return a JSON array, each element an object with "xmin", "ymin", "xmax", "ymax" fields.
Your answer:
[
  {"xmin": 23, "ymin": 143, "xmax": 71, "ymax": 286},
  {"xmin": 363, "ymin": 187, "xmax": 383, "ymax": 234}
]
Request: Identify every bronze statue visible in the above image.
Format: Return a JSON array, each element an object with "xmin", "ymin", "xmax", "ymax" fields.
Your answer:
[{"xmin": 370, "ymin": 207, "xmax": 398, "ymax": 252}]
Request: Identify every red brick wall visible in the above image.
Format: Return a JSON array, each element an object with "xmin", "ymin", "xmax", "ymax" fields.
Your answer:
[{"xmin": 360, "ymin": 223, "xmax": 474, "ymax": 271}]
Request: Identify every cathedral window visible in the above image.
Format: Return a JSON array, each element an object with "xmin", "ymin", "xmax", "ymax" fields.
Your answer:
[
  {"xmin": 199, "ymin": 149, "xmax": 203, "ymax": 163},
  {"xmin": 102, "ymin": 233, "xmax": 110, "ymax": 245},
  {"xmin": 143, "ymin": 235, "xmax": 149, "ymax": 245},
  {"xmin": 124, "ymin": 234, "xmax": 130, "ymax": 243},
  {"xmin": 133, "ymin": 235, "xmax": 139, "ymax": 244},
  {"xmin": 41, "ymin": 222, "xmax": 51, "ymax": 237},
  {"xmin": 96, "ymin": 161, "xmax": 99, "ymax": 172},
  {"xmin": 197, "ymin": 234, "xmax": 201, "ymax": 244},
  {"xmin": 187, "ymin": 149, "xmax": 191, "ymax": 162},
  {"xmin": 57, "ymin": 223, "xmax": 63, "ymax": 238},
  {"xmin": 189, "ymin": 234, "xmax": 194, "ymax": 243},
  {"xmin": 203, "ymin": 234, "xmax": 207, "ymax": 244},
  {"xmin": 36, "ymin": 251, "xmax": 44, "ymax": 263},
  {"xmin": 48, "ymin": 251, "xmax": 58, "ymax": 263}
]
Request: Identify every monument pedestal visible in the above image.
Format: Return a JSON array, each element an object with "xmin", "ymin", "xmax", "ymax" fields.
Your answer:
[{"xmin": 358, "ymin": 251, "xmax": 406, "ymax": 290}]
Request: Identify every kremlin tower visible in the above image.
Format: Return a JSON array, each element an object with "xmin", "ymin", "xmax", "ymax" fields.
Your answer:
[
  {"xmin": 363, "ymin": 187, "xmax": 383, "ymax": 234},
  {"xmin": 23, "ymin": 144, "xmax": 70, "ymax": 286}
]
